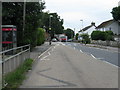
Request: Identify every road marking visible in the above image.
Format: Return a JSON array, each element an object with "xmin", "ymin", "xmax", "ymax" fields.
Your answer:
[
  {"xmin": 96, "ymin": 58, "xmax": 104, "ymax": 60},
  {"xmin": 80, "ymin": 50, "xmax": 83, "ymax": 53},
  {"xmin": 102, "ymin": 61, "xmax": 118, "ymax": 68},
  {"xmin": 38, "ymin": 46, "xmax": 53, "ymax": 58},
  {"xmin": 90, "ymin": 54, "xmax": 118, "ymax": 68},
  {"xmin": 40, "ymin": 44, "xmax": 58, "ymax": 61},
  {"xmin": 61, "ymin": 43, "xmax": 65, "ymax": 46},
  {"xmin": 91, "ymin": 54, "xmax": 96, "ymax": 59},
  {"xmin": 74, "ymin": 47, "xmax": 76, "ymax": 50},
  {"xmin": 40, "ymin": 51, "xmax": 51, "ymax": 61},
  {"xmin": 74, "ymin": 43, "xmax": 76, "ymax": 46}
]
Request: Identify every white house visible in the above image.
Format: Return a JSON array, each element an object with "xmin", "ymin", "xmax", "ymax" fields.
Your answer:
[
  {"xmin": 96, "ymin": 19, "xmax": 120, "ymax": 41},
  {"xmin": 118, "ymin": 1, "xmax": 120, "ymax": 6},
  {"xmin": 96, "ymin": 19, "xmax": 120, "ymax": 35},
  {"xmin": 78, "ymin": 22, "xmax": 96, "ymax": 36}
]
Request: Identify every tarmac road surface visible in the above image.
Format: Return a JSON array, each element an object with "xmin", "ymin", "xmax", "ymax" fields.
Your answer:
[{"xmin": 20, "ymin": 42, "xmax": 118, "ymax": 88}]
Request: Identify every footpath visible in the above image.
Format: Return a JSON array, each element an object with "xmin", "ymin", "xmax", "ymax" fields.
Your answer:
[{"xmin": 82, "ymin": 43, "xmax": 119, "ymax": 53}]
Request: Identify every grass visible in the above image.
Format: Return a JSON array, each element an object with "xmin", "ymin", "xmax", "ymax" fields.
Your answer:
[{"xmin": 2, "ymin": 58, "xmax": 33, "ymax": 89}]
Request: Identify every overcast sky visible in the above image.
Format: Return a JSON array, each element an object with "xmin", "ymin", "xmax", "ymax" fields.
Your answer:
[{"xmin": 44, "ymin": 0, "xmax": 119, "ymax": 33}]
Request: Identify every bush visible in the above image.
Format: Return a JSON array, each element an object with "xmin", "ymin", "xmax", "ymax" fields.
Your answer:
[
  {"xmin": 91, "ymin": 31, "xmax": 106, "ymax": 41},
  {"xmin": 91, "ymin": 30, "xmax": 114, "ymax": 41},
  {"xmin": 37, "ymin": 28, "xmax": 45, "ymax": 46}
]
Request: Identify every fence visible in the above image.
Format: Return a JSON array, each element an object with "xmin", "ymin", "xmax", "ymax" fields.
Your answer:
[{"xmin": 0, "ymin": 44, "xmax": 30, "ymax": 87}]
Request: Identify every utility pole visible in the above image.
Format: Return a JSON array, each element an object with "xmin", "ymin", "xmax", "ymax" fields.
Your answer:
[
  {"xmin": 49, "ymin": 15, "xmax": 53, "ymax": 45},
  {"xmin": 74, "ymin": 28, "xmax": 75, "ymax": 39},
  {"xmin": 23, "ymin": 0, "xmax": 26, "ymax": 38},
  {"xmin": 0, "ymin": 1, "xmax": 2, "ymax": 52},
  {"xmin": 0, "ymin": 1, "xmax": 2, "ymax": 89},
  {"xmin": 80, "ymin": 19, "xmax": 83, "ymax": 33}
]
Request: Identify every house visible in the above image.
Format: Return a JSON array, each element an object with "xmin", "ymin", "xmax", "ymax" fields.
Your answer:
[
  {"xmin": 96, "ymin": 19, "xmax": 120, "ymax": 41},
  {"xmin": 78, "ymin": 22, "xmax": 96, "ymax": 36},
  {"xmin": 96, "ymin": 19, "xmax": 120, "ymax": 35}
]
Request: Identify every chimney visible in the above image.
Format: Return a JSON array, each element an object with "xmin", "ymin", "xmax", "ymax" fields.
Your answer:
[{"xmin": 91, "ymin": 22, "xmax": 95, "ymax": 26}]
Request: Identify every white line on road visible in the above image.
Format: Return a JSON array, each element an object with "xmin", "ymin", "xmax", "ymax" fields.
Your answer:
[
  {"xmin": 38, "ymin": 46, "xmax": 53, "ymax": 58},
  {"xmin": 40, "ymin": 44, "xmax": 58, "ymax": 61},
  {"xmin": 74, "ymin": 47, "xmax": 76, "ymax": 50},
  {"xmin": 102, "ymin": 60, "xmax": 118, "ymax": 68},
  {"xmin": 80, "ymin": 50, "xmax": 83, "ymax": 53},
  {"xmin": 91, "ymin": 54, "xmax": 96, "ymax": 59},
  {"xmin": 90, "ymin": 54, "xmax": 118, "ymax": 68},
  {"xmin": 74, "ymin": 43, "xmax": 77, "ymax": 46},
  {"xmin": 40, "ymin": 50, "xmax": 51, "ymax": 61}
]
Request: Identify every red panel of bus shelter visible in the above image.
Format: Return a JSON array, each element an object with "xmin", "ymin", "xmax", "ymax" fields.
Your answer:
[
  {"xmin": 2, "ymin": 28, "xmax": 13, "ymax": 31},
  {"xmin": 2, "ymin": 41, "xmax": 12, "ymax": 44}
]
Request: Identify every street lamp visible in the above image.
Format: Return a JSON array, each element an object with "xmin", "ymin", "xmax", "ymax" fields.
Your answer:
[
  {"xmin": 49, "ymin": 15, "xmax": 53, "ymax": 31},
  {"xmin": 49, "ymin": 15, "xmax": 53, "ymax": 45},
  {"xmin": 0, "ymin": 1, "xmax": 2, "ymax": 52},
  {"xmin": 80, "ymin": 19, "xmax": 83, "ymax": 33}
]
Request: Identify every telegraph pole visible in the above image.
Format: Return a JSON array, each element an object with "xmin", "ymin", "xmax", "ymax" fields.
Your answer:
[
  {"xmin": 0, "ymin": 1, "xmax": 2, "ymax": 89},
  {"xmin": 0, "ymin": 1, "xmax": 2, "ymax": 52},
  {"xmin": 23, "ymin": 0, "xmax": 26, "ymax": 38}
]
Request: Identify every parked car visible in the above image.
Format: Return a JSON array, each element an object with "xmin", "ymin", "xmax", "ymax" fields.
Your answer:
[
  {"xmin": 52, "ymin": 38, "xmax": 57, "ymax": 42},
  {"xmin": 67, "ymin": 39, "xmax": 73, "ymax": 42}
]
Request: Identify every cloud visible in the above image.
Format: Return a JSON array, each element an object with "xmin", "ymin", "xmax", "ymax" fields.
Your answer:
[
  {"xmin": 44, "ymin": 0, "xmax": 119, "ymax": 32},
  {"xmin": 60, "ymin": 12, "xmax": 88, "ymax": 22}
]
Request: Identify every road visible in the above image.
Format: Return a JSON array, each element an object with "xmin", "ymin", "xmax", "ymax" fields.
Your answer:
[
  {"xmin": 64, "ymin": 42, "xmax": 119, "ymax": 67},
  {"xmin": 20, "ymin": 42, "xmax": 118, "ymax": 88}
]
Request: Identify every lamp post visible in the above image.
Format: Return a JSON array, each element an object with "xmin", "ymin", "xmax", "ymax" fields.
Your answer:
[
  {"xmin": 0, "ymin": 1, "xmax": 2, "ymax": 52},
  {"xmin": 0, "ymin": 1, "xmax": 2, "ymax": 89},
  {"xmin": 80, "ymin": 19, "xmax": 83, "ymax": 33},
  {"xmin": 49, "ymin": 15, "xmax": 53, "ymax": 45}
]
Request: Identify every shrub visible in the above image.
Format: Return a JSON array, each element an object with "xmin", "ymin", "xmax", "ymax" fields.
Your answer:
[
  {"xmin": 91, "ymin": 30, "xmax": 114, "ymax": 41},
  {"xmin": 37, "ymin": 28, "xmax": 45, "ymax": 45},
  {"xmin": 80, "ymin": 33, "xmax": 91, "ymax": 44}
]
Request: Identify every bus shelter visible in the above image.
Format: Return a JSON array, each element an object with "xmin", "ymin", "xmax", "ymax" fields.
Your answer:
[{"xmin": 2, "ymin": 25, "xmax": 17, "ymax": 51}]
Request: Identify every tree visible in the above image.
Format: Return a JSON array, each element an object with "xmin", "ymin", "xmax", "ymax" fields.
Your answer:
[
  {"xmin": 80, "ymin": 33, "xmax": 90, "ymax": 44},
  {"xmin": 2, "ymin": 1, "xmax": 46, "ymax": 48},
  {"xmin": 50, "ymin": 13, "xmax": 64, "ymax": 35},
  {"xmin": 39, "ymin": 12, "xmax": 64, "ymax": 39},
  {"xmin": 75, "ymin": 33, "xmax": 79, "ymax": 40},
  {"xmin": 111, "ymin": 6, "xmax": 120, "ymax": 21},
  {"xmin": 64, "ymin": 28, "xmax": 74, "ymax": 39}
]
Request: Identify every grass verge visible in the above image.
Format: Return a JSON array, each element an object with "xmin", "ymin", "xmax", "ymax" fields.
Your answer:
[{"xmin": 2, "ymin": 58, "xmax": 33, "ymax": 89}]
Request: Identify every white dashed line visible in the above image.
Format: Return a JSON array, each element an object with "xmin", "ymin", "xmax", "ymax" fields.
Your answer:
[
  {"xmin": 80, "ymin": 50, "xmax": 83, "ymax": 53},
  {"xmin": 91, "ymin": 54, "xmax": 96, "ymax": 59},
  {"xmin": 74, "ymin": 47, "xmax": 76, "ymax": 50}
]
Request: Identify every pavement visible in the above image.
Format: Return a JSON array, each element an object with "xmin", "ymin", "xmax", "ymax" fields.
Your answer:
[
  {"xmin": 20, "ymin": 42, "xmax": 118, "ymax": 88},
  {"xmin": 84, "ymin": 43, "xmax": 119, "ymax": 53}
]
